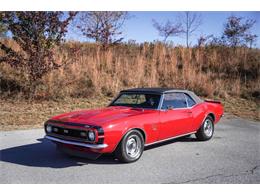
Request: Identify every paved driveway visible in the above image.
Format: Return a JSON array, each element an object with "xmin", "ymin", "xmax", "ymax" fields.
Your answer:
[{"xmin": 0, "ymin": 116, "xmax": 259, "ymax": 183}]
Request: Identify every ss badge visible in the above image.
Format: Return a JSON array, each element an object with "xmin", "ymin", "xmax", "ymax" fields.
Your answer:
[{"xmin": 64, "ymin": 129, "xmax": 69, "ymax": 134}]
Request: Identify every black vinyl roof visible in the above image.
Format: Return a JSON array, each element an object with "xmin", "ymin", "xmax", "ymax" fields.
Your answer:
[
  {"xmin": 120, "ymin": 88, "xmax": 203, "ymax": 104},
  {"xmin": 120, "ymin": 88, "xmax": 184, "ymax": 94}
]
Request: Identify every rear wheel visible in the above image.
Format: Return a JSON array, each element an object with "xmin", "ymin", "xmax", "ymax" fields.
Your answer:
[
  {"xmin": 115, "ymin": 130, "xmax": 144, "ymax": 163},
  {"xmin": 195, "ymin": 116, "xmax": 214, "ymax": 141}
]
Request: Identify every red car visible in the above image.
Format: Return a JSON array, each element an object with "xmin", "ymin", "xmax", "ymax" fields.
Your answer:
[{"xmin": 44, "ymin": 88, "xmax": 224, "ymax": 163}]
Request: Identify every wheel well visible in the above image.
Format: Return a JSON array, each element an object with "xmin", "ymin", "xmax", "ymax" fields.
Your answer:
[
  {"xmin": 132, "ymin": 128, "xmax": 146, "ymax": 142},
  {"xmin": 208, "ymin": 113, "xmax": 215, "ymax": 122},
  {"xmin": 112, "ymin": 128, "xmax": 146, "ymax": 153}
]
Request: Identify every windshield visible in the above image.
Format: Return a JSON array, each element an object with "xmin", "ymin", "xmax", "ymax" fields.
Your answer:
[{"xmin": 110, "ymin": 93, "xmax": 161, "ymax": 109}]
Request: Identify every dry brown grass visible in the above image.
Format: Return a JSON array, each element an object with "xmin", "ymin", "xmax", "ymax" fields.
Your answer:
[
  {"xmin": 222, "ymin": 97, "xmax": 259, "ymax": 121},
  {"xmin": 0, "ymin": 96, "xmax": 112, "ymax": 130},
  {"xmin": 0, "ymin": 41, "xmax": 259, "ymax": 129},
  {"xmin": 1, "ymin": 41, "xmax": 259, "ymax": 99}
]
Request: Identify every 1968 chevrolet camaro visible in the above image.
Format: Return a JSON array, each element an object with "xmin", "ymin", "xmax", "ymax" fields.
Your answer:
[{"xmin": 44, "ymin": 88, "xmax": 224, "ymax": 163}]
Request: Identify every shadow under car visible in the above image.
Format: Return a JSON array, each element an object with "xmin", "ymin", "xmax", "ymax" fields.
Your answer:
[{"xmin": 0, "ymin": 136, "xmax": 200, "ymax": 168}]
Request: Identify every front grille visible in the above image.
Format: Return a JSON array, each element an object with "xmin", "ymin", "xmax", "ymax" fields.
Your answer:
[
  {"xmin": 53, "ymin": 126, "xmax": 86, "ymax": 137},
  {"xmin": 45, "ymin": 120, "xmax": 105, "ymax": 144},
  {"xmin": 48, "ymin": 126, "xmax": 90, "ymax": 142}
]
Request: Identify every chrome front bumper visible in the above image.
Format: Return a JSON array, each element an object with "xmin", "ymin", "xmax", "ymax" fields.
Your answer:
[{"xmin": 45, "ymin": 135, "xmax": 108, "ymax": 149}]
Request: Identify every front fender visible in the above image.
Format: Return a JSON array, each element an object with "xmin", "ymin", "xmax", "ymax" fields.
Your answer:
[{"xmin": 102, "ymin": 122, "xmax": 146, "ymax": 153}]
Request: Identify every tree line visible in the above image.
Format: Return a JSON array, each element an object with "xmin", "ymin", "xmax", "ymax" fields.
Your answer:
[{"xmin": 0, "ymin": 11, "xmax": 258, "ymax": 94}]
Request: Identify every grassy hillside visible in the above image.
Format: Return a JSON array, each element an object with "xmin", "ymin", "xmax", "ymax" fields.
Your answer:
[
  {"xmin": 0, "ymin": 40, "xmax": 259, "ymax": 129},
  {"xmin": 1, "ymin": 40, "xmax": 259, "ymax": 99}
]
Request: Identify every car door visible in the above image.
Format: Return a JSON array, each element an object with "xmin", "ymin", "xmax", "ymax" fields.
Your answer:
[{"xmin": 158, "ymin": 92, "xmax": 194, "ymax": 140}]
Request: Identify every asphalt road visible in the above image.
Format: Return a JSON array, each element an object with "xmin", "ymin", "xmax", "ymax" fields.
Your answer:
[{"xmin": 0, "ymin": 115, "xmax": 259, "ymax": 183}]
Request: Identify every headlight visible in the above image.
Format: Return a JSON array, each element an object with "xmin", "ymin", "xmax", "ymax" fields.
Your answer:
[
  {"xmin": 88, "ymin": 131, "xmax": 95, "ymax": 141},
  {"xmin": 46, "ymin": 125, "xmax": 52, "ymax": 133}
]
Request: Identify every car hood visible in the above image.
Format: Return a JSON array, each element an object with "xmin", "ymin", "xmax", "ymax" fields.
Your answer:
[{"xmin": 51, "ymin": 106, "xmax": 155, "ymax": 126}]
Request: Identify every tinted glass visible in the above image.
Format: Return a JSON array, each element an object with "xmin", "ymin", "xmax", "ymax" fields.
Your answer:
[
  {"xmin": 162, "ymin": 93, "xmax": 187, "ymax": 109},
  {"xmin": 185, "ymin": 94, "xmax": 196, "ymax": 107},
  {"xmin": 110, "ymin": 93, "xmax": 161, "ymax": 109}
]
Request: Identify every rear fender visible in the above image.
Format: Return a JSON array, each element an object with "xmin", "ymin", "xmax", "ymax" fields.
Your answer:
[{"xmin": 204, "ymin": 100, "xmax": 224, "ymax": 123}]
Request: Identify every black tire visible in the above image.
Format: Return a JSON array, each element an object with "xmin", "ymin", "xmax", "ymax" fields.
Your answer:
[
  {"xmin": 115, "ymin": 130, "xmax": 144, "ymax": 163},
  {"xmin": 195, "ymin": 116, "xmax": 214, "ymax": 141}
]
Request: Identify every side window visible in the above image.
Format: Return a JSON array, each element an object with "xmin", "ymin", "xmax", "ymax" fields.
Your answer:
[
  {"xmin": 185, "ymin": 94, "xmax": 196, "ymax": 107},
  {"xmin": 162, "ymin": 93, "xmax": 187, "ymax": 109}
]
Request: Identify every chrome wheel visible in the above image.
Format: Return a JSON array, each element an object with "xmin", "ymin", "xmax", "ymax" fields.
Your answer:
[
  {"xmin": 125, "ymin": 135, "xmax": 141, "ymax": 158},
  {"xmin": 115, "ymin": 130, "xmax": 144, "ymax": 163},
  {"xmin": 204, "ymin": 119, "xmax": 213, "ymax": 137}
]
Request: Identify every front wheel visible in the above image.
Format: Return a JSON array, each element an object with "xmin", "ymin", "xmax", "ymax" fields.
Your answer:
[
  {"xmin": 195, "ymin": 116, "xmax": 214, "ymax": 141},
  {"xmin": 115, "ymin": 130, "xmax": 144, "ymax": 163}
]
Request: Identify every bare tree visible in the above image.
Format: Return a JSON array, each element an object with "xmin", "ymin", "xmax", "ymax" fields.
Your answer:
[
  {"xmin": 179, "ymin": 12, "xmax": 202, "ymax": 48},
  {"xmin": 76, "ymin": 11, "xmax": 129, "ymax": 48},
  {"xmin": 0, "ymin": 17, "xmax": 7, "ymax": 38},
  {"xmin": 197, "ymin": 34, "xmax": 213, "ymax": 47},
  {"xmin": 152, "ymin": 19, "xmax": 183, "ymax": 43},
  {"xmin": 222, "ymin": 16, "xmax": 257, "ymax": 47},
  {"xmin": 244, "ymin": 34, "xmax": 257, "ymax": 48}
]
